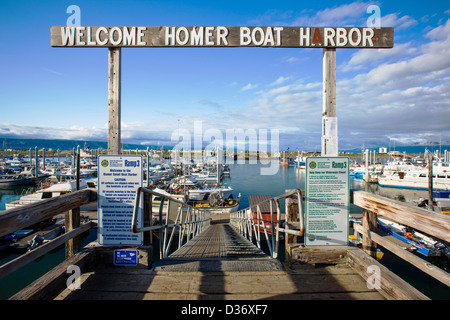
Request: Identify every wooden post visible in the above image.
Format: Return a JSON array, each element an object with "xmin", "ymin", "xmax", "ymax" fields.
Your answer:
[
  {"xmin": 65, "ymin": 206, "xmax": 81, "ymax": 259},
  {"xmin": 362, "ymin": 209, "xmax": 377, "ymax": 258},
  {"xmin": 143, "ymin": 192, "xmax": 153, "ymax": 245},
  {"xmin": 108, "ymin": 47, "xmax": 122, "ymax": 155},
  {"xmin": 428, "ymin": 154, "xmax": 434, "ymax": 211},
  {"xmin": 34, "ymin": 146, "xmax": 38, "ymax": 178},
  {"xmin": 285, "ymin": 195, "xmax": 298, "ymax": 264},
  {"xmin": 322, "ymin": 48, "xmax": 338, "ymax": 157},
  {"xmin": 76, "ymin": 145, "xmax": 80, "ymax": 191},
  {"xmin": 66, "ymin": 146, "xmax": 81, "ymax": 258}
]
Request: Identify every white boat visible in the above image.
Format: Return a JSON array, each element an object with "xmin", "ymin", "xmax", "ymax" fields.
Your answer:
[
  {"xmin": 378, "ymin": 170, "xmax": 450, "ymax": 191},
  {"xmin": 382, "ymin": 159, "xmax": 422, "ymax": 174},
  {"xmin": 291, "ymin": 154, "xmax": 307, "ymax": 168},
  {"xmin": 191, "ymin": 170, "xmax": 220, "ymax": 182},
  {"xmin": 151, "ymin": 187, "xmax": 186, "ymax": 214},
  {"xmin": 50, "ymin": 167, "xmax": 94, "ymax": 183},
  {"xmin": 169, "ymin": 176, "xmax": 233, "ymax": 201},
  {"xmin": 5, "ymin": 178, "xmax": 98, "ymax": 211}
]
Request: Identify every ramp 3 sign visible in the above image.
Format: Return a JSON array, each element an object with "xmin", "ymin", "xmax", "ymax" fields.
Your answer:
[
  {"xmin": 98, "ymin": 155, "xmax": 143, "ymax": 246},
  {"xmin": 305, "ymin": 157, "xmax": 349, "ymax": 246}
]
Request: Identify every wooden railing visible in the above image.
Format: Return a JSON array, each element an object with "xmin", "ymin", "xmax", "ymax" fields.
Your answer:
[
  {"xmin": 0, "ymin": 189, "xmax": 98, "ymax": 280},
  {"xmin": 352, "ymin": 191, "xmax": 450, "ymax": 288}
]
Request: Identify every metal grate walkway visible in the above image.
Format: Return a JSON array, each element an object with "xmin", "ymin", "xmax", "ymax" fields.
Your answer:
[{"xmin": 153, "ymin": 224, "xmax": 284, "ymax": 272}]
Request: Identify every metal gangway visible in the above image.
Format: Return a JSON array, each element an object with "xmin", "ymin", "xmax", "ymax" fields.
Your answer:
[{"xmin": 130, "ymin": 187, "xmax": 305, "ymax": 268}]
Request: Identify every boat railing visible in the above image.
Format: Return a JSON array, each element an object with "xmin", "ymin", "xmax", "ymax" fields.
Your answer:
[
  {"xmin": 352, "ymin": 190, "xmax": 450, "ymax": 288},
  {"xmin": 0, "ymin": 188, "xmax": 98, "ymax": 281},
  {"xmin": 130, "ymin": 187, "xmax": 210, "ymax": 259},
  {"xmin": 229, "ymin": 188, "xmax": 305, "ymax": 259}
]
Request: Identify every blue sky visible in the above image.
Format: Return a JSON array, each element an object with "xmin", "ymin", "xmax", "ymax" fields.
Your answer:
[{"xmin": 1, "ymin": 0, "xmax": 450, "ymax": 151}]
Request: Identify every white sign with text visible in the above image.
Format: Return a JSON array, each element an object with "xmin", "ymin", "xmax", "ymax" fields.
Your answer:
[
  {"xmin": 98, "ymin": 155, "xmax": 143, "ymax": 246},
  {"xmin": 305, "ymin": 157, "xmax": 349, "ymax": 246}
]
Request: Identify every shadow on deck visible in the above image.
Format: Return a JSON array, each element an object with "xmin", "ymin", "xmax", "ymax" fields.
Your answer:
[{"xmin": 11, "ymin": 222, "xmax": 424, "ymax": 300}]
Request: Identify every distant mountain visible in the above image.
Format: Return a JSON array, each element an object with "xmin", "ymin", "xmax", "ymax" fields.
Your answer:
[
  {"xmin": 0, "ymin": 137, "xmax": 168, "ymax": 151},
  {"xmin": 2, "ymin": 137, "xmax": 449, "ymax": 155},
  {"xmin": 343, "ymin": 145, "xmax": 450, "ymax": 155}
]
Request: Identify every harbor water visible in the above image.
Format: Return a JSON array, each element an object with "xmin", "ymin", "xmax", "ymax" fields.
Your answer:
[{"xmin": 1, "ymin": 161, "xmax": 449, "ymax": 299}]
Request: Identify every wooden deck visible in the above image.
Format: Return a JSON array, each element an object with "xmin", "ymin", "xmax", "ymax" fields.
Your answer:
[
  {"xmin": 49, "ymin": 224, "xmax": 385, "ymax": 300},
  {"xmin": 5, "ymin": 189, "xmax": 445, "ymax": 301}
]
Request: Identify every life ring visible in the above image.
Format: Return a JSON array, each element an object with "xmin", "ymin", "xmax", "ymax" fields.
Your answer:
[{"xmin": 43, "ymin": 180, "xmax": 51, "ymax": 189}]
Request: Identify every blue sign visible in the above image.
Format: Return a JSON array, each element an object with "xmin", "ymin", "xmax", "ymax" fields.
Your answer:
[{"xmin": 114, "ymin": 249, "xmax": 138, "ymax": 266}]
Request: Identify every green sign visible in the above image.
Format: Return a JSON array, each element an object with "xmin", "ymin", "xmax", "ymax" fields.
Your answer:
[{"xmin": 305, "ymin": 157, "xmax": 349, "ymax": 246}]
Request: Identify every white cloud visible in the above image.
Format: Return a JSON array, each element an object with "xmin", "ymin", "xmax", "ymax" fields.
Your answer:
[
  {"xmin": 240, "ymin": 83, "xmax": 258, "ymax": 92},
  {"xmin": 269, "ymin": 76, "xmax": 291, "ymax": 86},
  {"xmin": 340, "ymin": 42, "xmax": 418, "ymax": 72},
  {"xmin": 292, "ymin": 1, "xmax": 372, "ymax": 26},
  {"xmin": 224, "ymin": 18, "xmax": 450, "ymax": 149},
  {"xmin": 382, "ymin": 13, "xmax": 418, "ymax": 29},
  {"xmin": 0, "ymin": 123, "xmax": 107, "ymax": 141},
  {"xmin": 285, "ymin": 57, "xmax": 299, "ymax": 63}
]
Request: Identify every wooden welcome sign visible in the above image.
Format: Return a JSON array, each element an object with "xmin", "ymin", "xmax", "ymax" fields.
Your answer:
[
  {"xmin": 50, "ymin": 25, "xmax": 393, "ymax": 156},
  {"xmin": 51, "ymin": 26, "xmax": 393, "ymax": 48}
]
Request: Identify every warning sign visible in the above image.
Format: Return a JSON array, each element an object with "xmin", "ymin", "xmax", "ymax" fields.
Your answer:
[{"xmin": 98, "ymin": 155, "xmax": 143, "ymax": 246}]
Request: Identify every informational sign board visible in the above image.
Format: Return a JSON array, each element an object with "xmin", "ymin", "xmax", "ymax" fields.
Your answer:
[
  {"xmin": 305, "ymin": 157, "xmax": 349, "ymax": 246},
  {"xmin": 98, "ymin": 155, "xmax": 143, "ymax": 246},
  {"xmin": 114, "ymin": 249, "xmax": 138, "ymax": 266}
]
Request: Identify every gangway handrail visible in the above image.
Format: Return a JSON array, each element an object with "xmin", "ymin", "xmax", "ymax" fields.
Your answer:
[
  {"xmin": 131, "ymin": 187, "xmax": 210, "ymax": 259},
  {"xmin": 230, "ymin": 188, "xmax": 305, "ymax": 259}
]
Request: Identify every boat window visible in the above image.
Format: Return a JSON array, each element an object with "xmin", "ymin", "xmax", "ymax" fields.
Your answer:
[
  {"xmin": 438, "ymin": 175, "xmax": 445, "ymax": 178},
  {"xmin": 42, "ymin": 192, "xmax": 52, "ymax": 199},
  {"xmin": 419, "ymin": 174, "xmax": 426, "ymax": 178}
]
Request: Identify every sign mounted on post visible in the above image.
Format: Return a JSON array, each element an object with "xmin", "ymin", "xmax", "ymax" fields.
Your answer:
[
  {"xmin": 98, "ymin": 155, "xmax": 143, "ymax": 246},
  {"xmin": 305, "ymin": 157, "xmax": 349, "ymax": 246},
  {"xmin": 50, "ymin": 26, "xmax": 393, "ymax": 48},
  {"xmin": 114, "ymin": 249, "xmax": 138, "ymax": 266}
]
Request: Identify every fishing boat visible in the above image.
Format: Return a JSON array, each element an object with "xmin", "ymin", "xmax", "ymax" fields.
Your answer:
[
  {"xmin": 290, "ymin": 154, "xmax": 307, "ymax": 168},
  {"xmin": 382, "ymin": 159, "xmax": 422, "ymax": 174},
  {"xmin": 0, "ymin": 173, "xmax": 36, "ymax": 188},
  {"xmin": 151, "ymin": 187, "xmax": 186, "ymax": 214},
  {"xmin": 191, "ymin": 170, "xmax": 220, "ymax": 182},
  {"xmin": 377, "ymin": 170, "xmax": 450, "ymax": 190},
  {"xmin": 5, "ymin": 178, "xmax": 98, "ymax": 211},
  {"xmin": 188, "ymin": 193, "xmax": 241, "ymax": 214},
  {"xmin": 168, "ymin": 176, "xmax": 233, "ymax": 201},
  {"xmin": 50, "ymin": 167, "xmax": 94, "ymax": 183},
  {"xmin": 377, "ymin": 217, "xmax": 450, "ymax": 257}
]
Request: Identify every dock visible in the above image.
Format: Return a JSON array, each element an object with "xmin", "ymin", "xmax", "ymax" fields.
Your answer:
[
  {"xmin": 1, "ymin": 188, "xmax": 449, "ymax": 301},
  {"xmin": 40, "ymin": 223, "xmax": 385, "ymax": 300}
]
